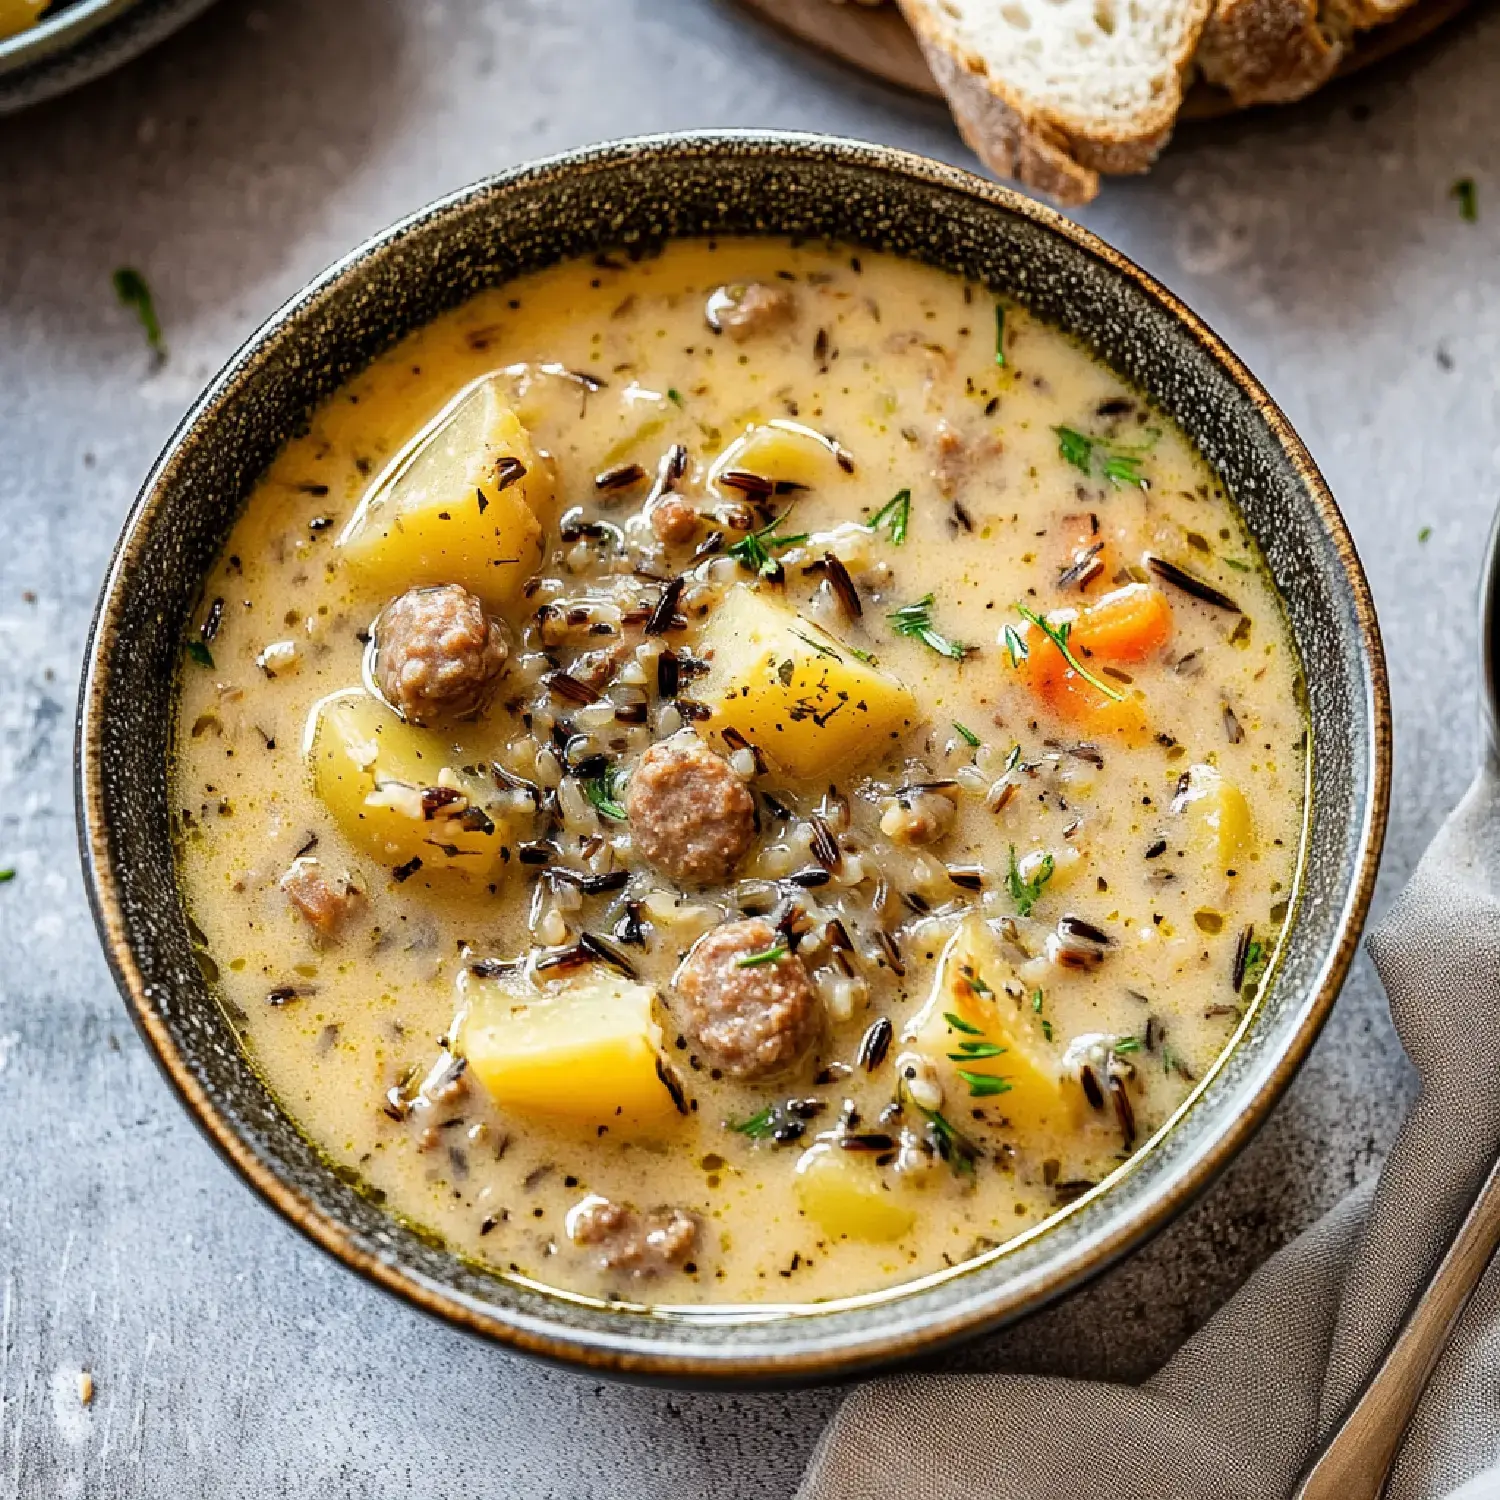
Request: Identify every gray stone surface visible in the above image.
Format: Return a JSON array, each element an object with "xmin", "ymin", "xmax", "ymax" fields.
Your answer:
[{"xmin": 0, "ymin": 1, "xmax": 1496, "ymax": 1494}]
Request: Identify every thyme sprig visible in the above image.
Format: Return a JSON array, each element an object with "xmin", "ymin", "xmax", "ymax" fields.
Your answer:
[
  {"xmin": 1005, "ymin": 843, "xmax": 1054, "ymax": 917},
  {"xmin": 1054, "ymin": 425, "xmax": 1148, "ymax": 490},
  {"xmin": 1012, "ymin": 602, "xmax": 1124, "ymax": 703},
  {"xmin": 868, "ymin": 488, "xmax": 911, "ymax": 545},
  {"xmin": 888, "ymin": 594, "xmax": 970, "ymax": 660}
]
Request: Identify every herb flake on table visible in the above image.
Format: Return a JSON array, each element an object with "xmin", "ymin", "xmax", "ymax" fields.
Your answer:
[
  {"xmin": 112, "ymin": 267, "xmax": 165, "ymax": 357},
  {"xmin": 1452, "ymin": 177, "xmax": 1478, "ymax": 222},
  {"xmin": 1418, "ymin": 526, "xmax": 1433, "ymax": 543},
  {"xmin": 887, "ymin": 594, "xmax": 970, "ymax": 659},
  {"xmin": 0, "ymin": 868, "xmax": 14, "ymax": 883}
]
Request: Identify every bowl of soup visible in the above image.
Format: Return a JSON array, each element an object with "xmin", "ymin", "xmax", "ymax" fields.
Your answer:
[{"xmin": 77, "ymin": 132, "xmax": 1389, "ymax": 1383}]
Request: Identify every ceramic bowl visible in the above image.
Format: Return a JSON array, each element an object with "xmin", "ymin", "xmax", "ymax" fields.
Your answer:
[
  {"xmin": 0, "ymin": 0, "xmax": 217, "ymax": 114},
  {"xmin": 77, "ymin": 132, "xmax": 1390, "ymax": 1386}
]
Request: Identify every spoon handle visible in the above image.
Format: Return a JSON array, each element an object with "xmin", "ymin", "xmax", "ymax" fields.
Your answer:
[{"xmin": 1291, "ymin": 1152, "xmax": 1500, "ymax": 1499}]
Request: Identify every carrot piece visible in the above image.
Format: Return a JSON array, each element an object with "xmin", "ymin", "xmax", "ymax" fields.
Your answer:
[{"xmin": 1068, "ymin": 584, "xmax": 1172, "ymax": 661}]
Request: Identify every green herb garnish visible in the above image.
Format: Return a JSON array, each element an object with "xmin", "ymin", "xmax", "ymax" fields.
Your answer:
[
  {"xmin": 185, "ymin": 640, "xmax": 215, "ymax": 669},
  {"xmin": 1013, "ymin": 603, "xmax": 1124, "ymax": 703},
  {"xmin": 994, "ymin": 303, "xmax": 1006, "ymax": 368},
  {"xmin": 1111, "ymin": 1036, "xmax": 1142, "ymax": 1055},
  {"xmin": 666, "ymin": 387, "xmax": 685, "ymax": 407},
  {"xmin": 954, "ymin": 721, "xmax": 981, "ymax": 747},
  {"xmin": 1241, "ymin": 938, "xmax": 1269, "ymax": 992},
  {"xmin": 1054, "ymin": 426, "xmax": 1148, "ymax": 490},
  {"xmin": 958, "ymin": 1070, "xmax": 1013, "ymax": 1098},
  {"xmin": 1222, "ymin": 557, "xmax": 1252, "ymax": 572},
  {"xmin": 1005, "ymin": 843, "xmax": 1054, "ymax": 917},
  {"xmin": 581, "ymin": 763, "xmax": 627, "ymax": 822},
  {"xmin": 737, "ymin": 939, "xmax": 789, "ymax": 968},
  {"xmin": 113, "ymin": 267, "xmax": 165, "ymax": 356},
  {"xmin": 907, "ymin": 1097, "xmax": 980, "ymax": 1176},
  {"xmin": 1002, "ymin": 623, "xmax": 1028, "ymax": 668},
  {"xmin": 948, "ymin": 1041, "xmax": 1007, "ymax": 1061},
  {"xmin": 887, "ymin": 594, "xmax": 970, "ymax": 660},
  {"xmin": 0, "ymin": 868, "xmax": 14, "ymax": 883},
  {"xmin": 1418, "ymin": 526, "xmax": 1433, "ymax": 544},
  {"xmin": 729, "ymin": 1106, "xmax": 775, "ymax": 1139},
  {"xmin": 791, "ymin": 629, "xmax": 841, "ymax": 661},
  {"xmin": 1031, "ymin": 989, "xmax": 1044, "ymax": 1013},
  {"xmin": 1453, "ymin": 178, "xmax": 1478, "ymax": 222},
  {"xmin": 868, "ymin": 488, "xmax": 911, "ymax": 545},
  {"xmin": 943, "ymin": 1011, "xmax": 983, "ymax": 1035},
  {"xmin": 727, "ymin": 511, "xmax": 807, "ymax": 577},
  {"xmin": 846, "ymin": 643, "xmax": 878, "ymax": 665}
]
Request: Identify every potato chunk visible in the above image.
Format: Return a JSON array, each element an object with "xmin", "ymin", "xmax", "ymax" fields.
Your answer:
[
  {"xmin": 337, "ymin": 375, "xmax": 551, "ymax": 614},
  {"xmin": 453, "ymin": 966, "xmax": 679, "ymax": 1129},
  {"xmin": 304, "ymin": 690, "xmax": 509, "ymax": 879},
  {"xmin": 905, "ymin": 916, "xmax": 1079, "ymax": 1141},
  {"xmin": 697, "ymin": 584, "xmax": 915, "ymax": 778},
  {"xmin": 708, "ymin": 420, "xmax": 853, "ymax": 494},
  {"xmin": 793, "ymin": 1142, "xmax": 916, "ymax": 1243},
  {"xmin": 1172, "ymin": 762, "xmax": 1253, "ymax": 870}
]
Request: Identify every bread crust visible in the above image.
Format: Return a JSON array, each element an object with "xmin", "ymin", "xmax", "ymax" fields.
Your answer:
[
  {"xmin": 1197, "ymin": 0, "xmax": 1349, "ymax": 104},
  {"xmin": 898, "ymin": 0, "xmax": 1209, "ymax": 206}
]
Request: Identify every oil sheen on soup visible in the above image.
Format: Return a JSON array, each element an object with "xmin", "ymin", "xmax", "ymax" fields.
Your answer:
[{"xmin": 173, "ymin": 239, "xmax": 1305, "ymax": 1307}]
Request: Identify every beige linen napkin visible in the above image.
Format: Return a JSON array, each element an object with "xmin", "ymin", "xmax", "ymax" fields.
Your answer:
[{"xmin": 800, "ymin": 764, "xmax": 1500, "ymax": 1500}]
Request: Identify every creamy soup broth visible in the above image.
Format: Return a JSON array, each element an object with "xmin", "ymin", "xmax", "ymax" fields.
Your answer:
[{"xmin": 173, "ymin": 238, "xmax": 1305, "ymax": 1306}]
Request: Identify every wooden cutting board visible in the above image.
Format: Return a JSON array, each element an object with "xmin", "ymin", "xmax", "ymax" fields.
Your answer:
[{"xmin": 736, "ymin": 0, "xmax": 1472, "ymax": 119}]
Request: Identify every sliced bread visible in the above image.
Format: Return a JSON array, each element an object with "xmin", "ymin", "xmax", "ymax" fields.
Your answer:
[
  {"xmin": 896, "ymin": 0, "xmax": 1214, "ymax": 205},
  {"xmin": 1195, "ymin": 0, "xmax": 1350, "ymax": 105}
]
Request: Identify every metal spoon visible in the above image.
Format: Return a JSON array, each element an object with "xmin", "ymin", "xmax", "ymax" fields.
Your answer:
[{"xmin": 1290, "ymin": 512, "xmax": 1500, "ymax": 1499}]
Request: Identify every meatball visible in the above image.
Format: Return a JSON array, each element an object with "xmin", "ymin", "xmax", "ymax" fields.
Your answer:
[
  {"xmin": 626, "ymin": 736, "xmax": 756, "ymax": 885},
  {"xmin": 674, "ymin": 917, "xmax": 821, "ymax": 1080},
  {"xmin": 565, "ymin": 1195, "xmax": 699, "ymax": 1277},
  {"xmin": 706, "ymin": 281, "xmax": 797, "ymax": 342},
  {"xmin": 375, "ymin": 584, "xmax": 506, "ymax": 726},
  {"xmin": 648, "ymin": 492, "xmax": 700, "ymax": 546},
  {"xmin": 280, "ymin": 856, "xmax": 361, "ymax": 939}
]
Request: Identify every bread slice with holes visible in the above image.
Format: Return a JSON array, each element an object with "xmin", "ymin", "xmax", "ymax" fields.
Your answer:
[{"xmin": 896, "ymin": 0, "xmax": 1213, "ymax": 205}]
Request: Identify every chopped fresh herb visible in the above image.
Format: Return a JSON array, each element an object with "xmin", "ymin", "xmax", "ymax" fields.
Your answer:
[
  {"xmin": 728, "ymin": 1096, "xmax": 825, "ymax": 1144},
  {"xmin": 1241, "ymin": 937, "xmax": 1270, "ymax": 992},
  {"xmin": 1053, "ymin": 426, "xmax": 1148, "ymax": 490},
  {"xmin": 727, "ymin": 511, "xmax": 807, "ymax": 577},
  {"xmin": 846, "ymin": 642, "xmax": 878, "ymax": 665},
  {"xmin": 113, "ymin": 267, "xmax": 165, "ymax": 356},
  {"xmin": 869, "ymin": 488, "xmax": 911, "ymax": 545},
  {"xmin": 185, "ymin": 640, "xmax": 215, "ymax": 669},
  {"xmin": 887, "ymin": 594, "xmax": 970, "ymax": 660},
  {"xmin": 1003, "ymin": 743, "xmax": 1022, "ymax": 775},
  {"xmin": 1031, "ymin": 989, "xmax": 1044, "ymax": 1013},
  {"xmin": 967, "ymin": 970, "xmax": 993, "ymax": 997},
  {"xmin": 948, "ymin": 1041, "xmax": 1007, "ymax": 1061},
  {"xmin": 994, "ymin": 303, "xmax": 1006, "ymax": 368},
  {"xmin": 954, "ymin": 721, "xmax": 981, "ymax": 747},
  {"xmin": 958, "ymin": 1070, "xmax": 1013, "ymax": 1098},
  {"xmin": 1222, "ymin": 557, "xmax": 1251, "ymax": 572},
  {"xmin": 1418, "ymin": 526, "xmax": 1433, "ymax": 544},
  {"xmin": 1013, "ymin": 603, "xmax": 1124, "ymax": 703},
  {"xmin": 1452, "ymin": 177, "xmax": 1478, "ymax": 222},
  {"xmin": 1002, "ymin": 623, "xmax": 1028, "ymax": 668},
  {"xmin": 791, "ymin": 629, "xmax": 841, "ymax": 661},
  {"xmin": 0, "ymin": 868, "xmax": 14, "ymax": 883},
  {"xmin": 943, "ymin": 1011, "xmax": 983, "ymax": 1035},
  {"xmin": 1111, "ymin": 1036, "xmax": 1142, "ymax": 1055},
  {"xmin": 666, "ymin": 387, "xmax": 685, "ymax": 406},
  {"xmin": 737, "ymin": 939, "xmax": 789, "ymax": 968},
  {"xmin": 1041, "ymin": 1019, "xmax": 1054, "ymax": 1042},
  {"xmin": 729, "ymin": 1106, "xmax": 775, "ymax": 1139},
  {"xmin": 1005, "ymin": 843, "xmax": 1054, "ymax": 917},
  {"xmin": 581, "ymin": 763, "xmax": 627, "ymax": 822},
  {"xmin": 908, "ymin": 1097, "xmax": 980, "ymax": 1176}
]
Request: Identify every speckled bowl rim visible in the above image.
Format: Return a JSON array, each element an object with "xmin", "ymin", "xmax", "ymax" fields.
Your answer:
[
  {"xmin": 0, "ymin": 0, "xmax": 219, "ymax": 113},
  {"xmin": 77, "ymin": 131, "xmax": 1391, "ymax": 1386}
]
